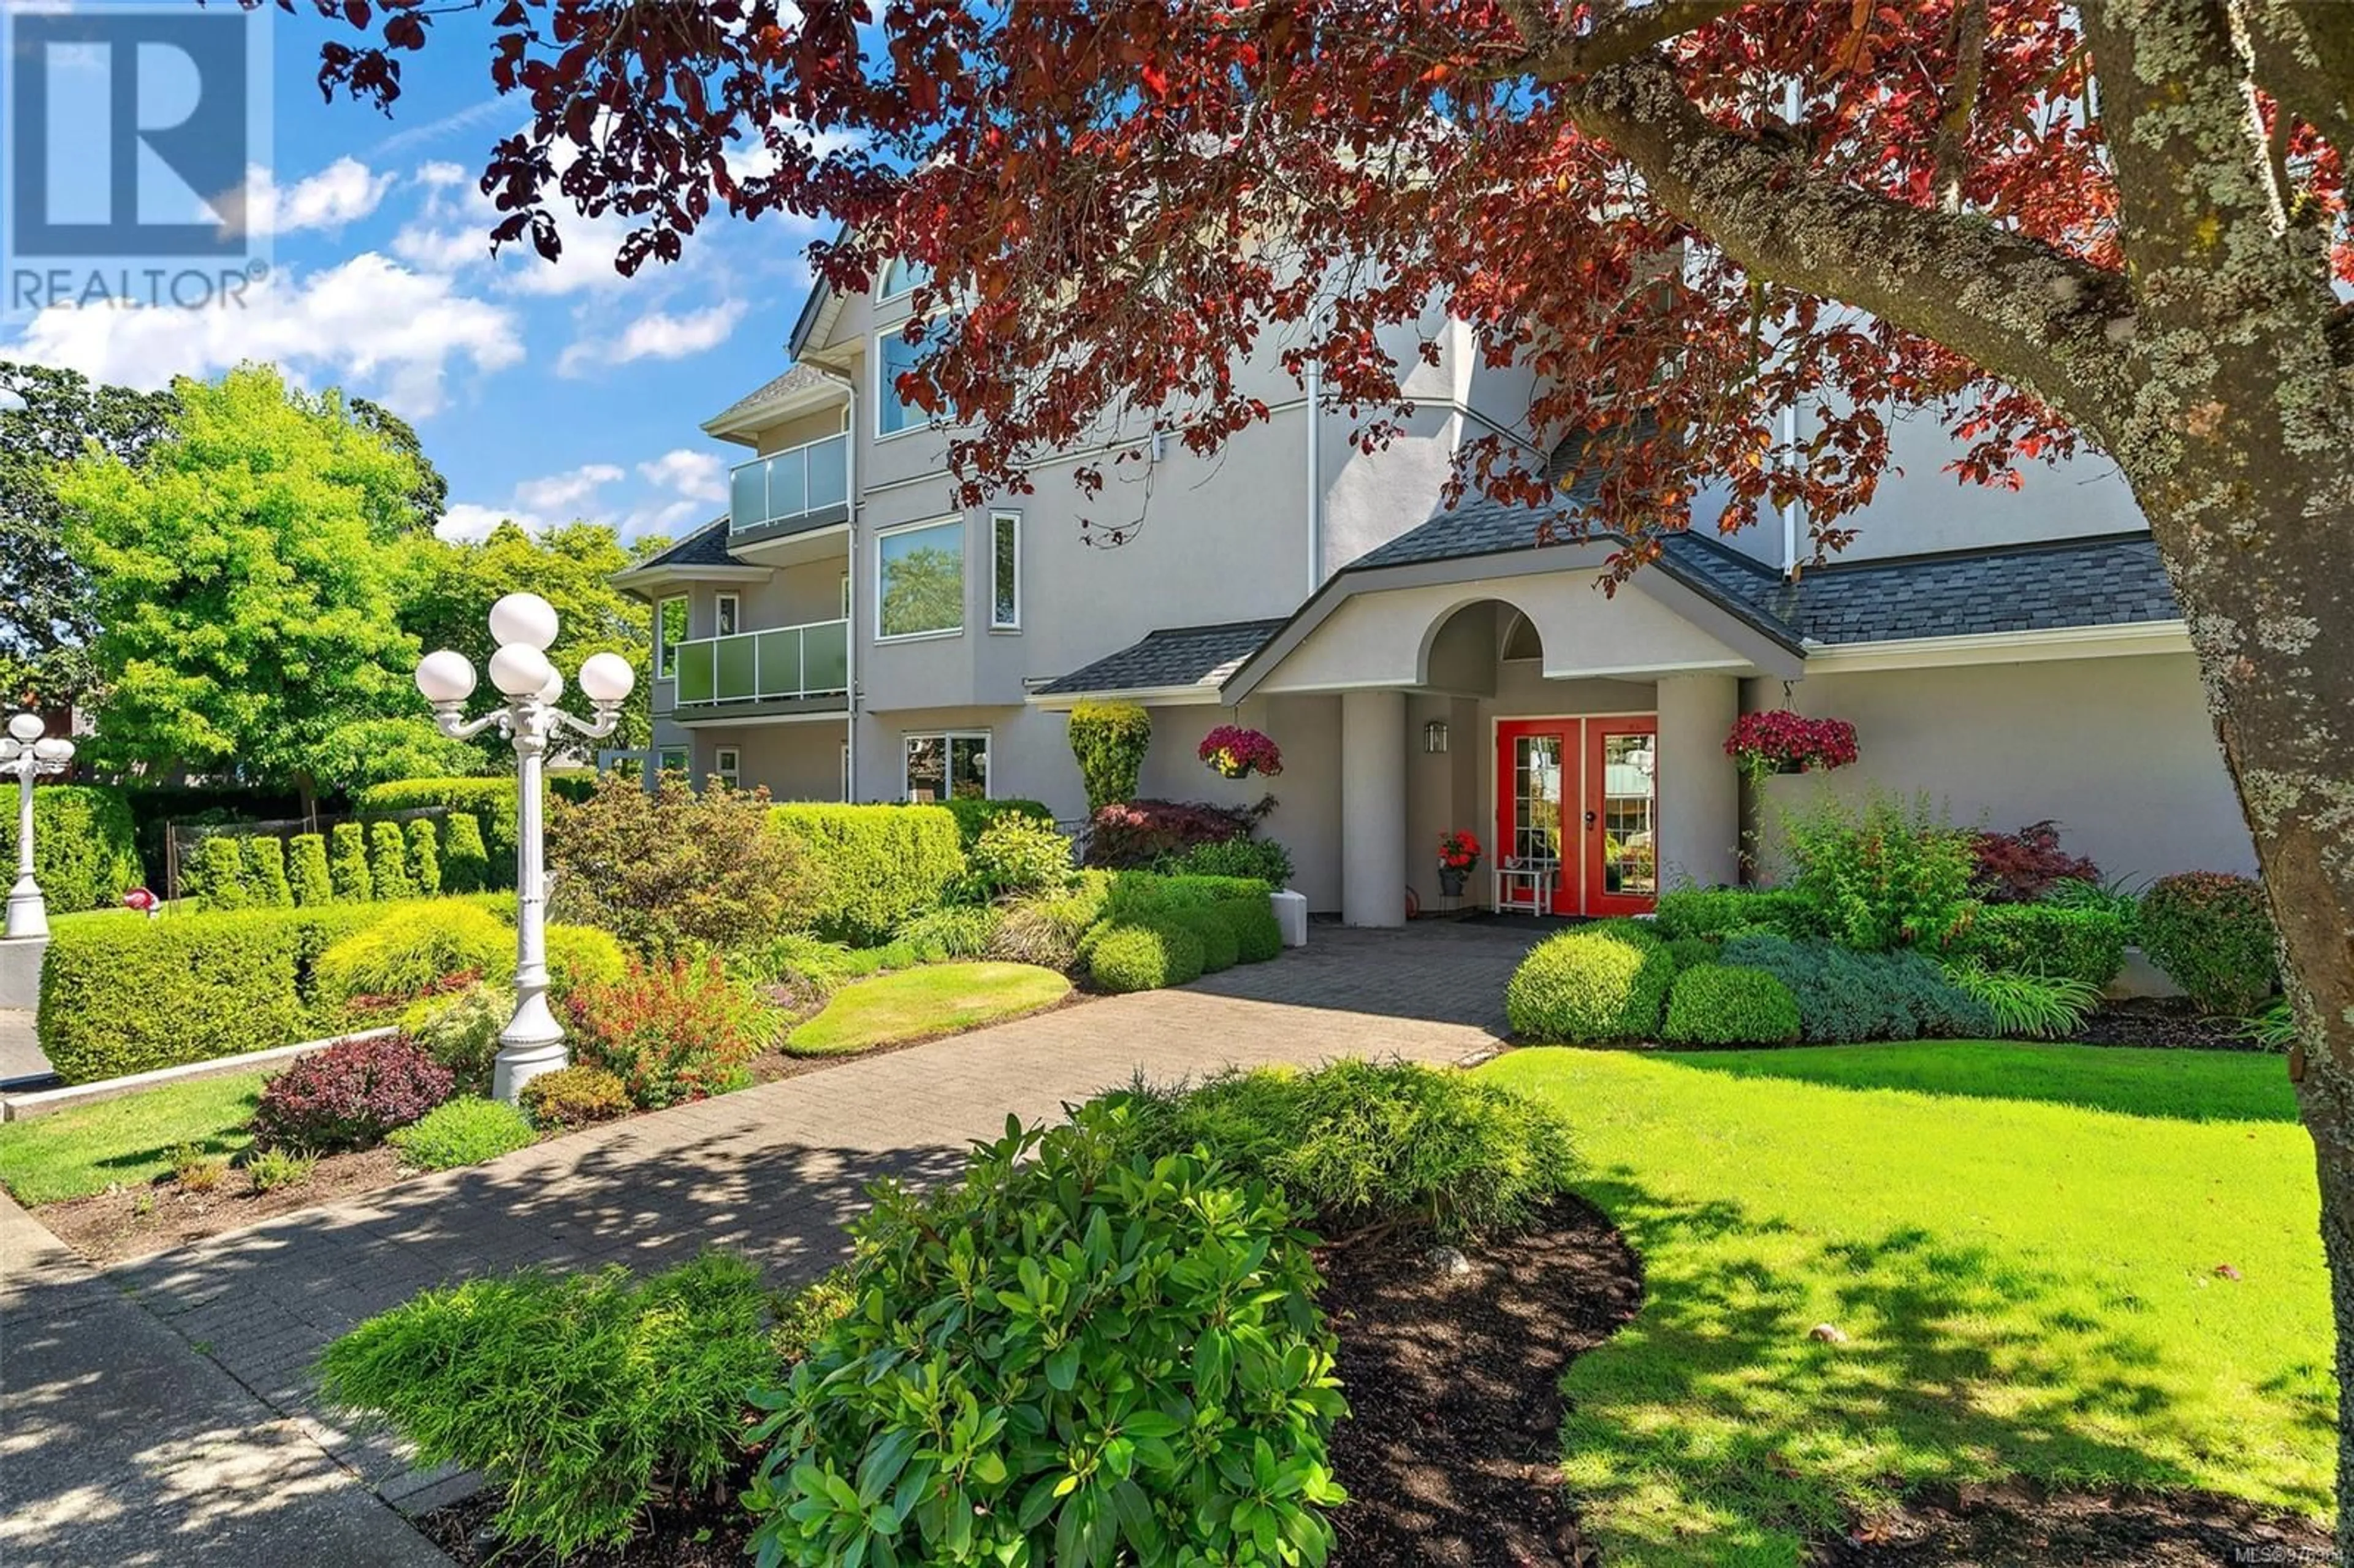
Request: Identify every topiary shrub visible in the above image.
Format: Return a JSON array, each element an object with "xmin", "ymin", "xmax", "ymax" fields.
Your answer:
[
  {"xmin": 1217, "ymin": 896, "xmax": 1284, "ymax": 964},
  {"xmin": 1663, "ymin": 964, "xmax": 1803, "ymax": 1045},
  {"xmin": 355, "ymin": 778, "xmax": 520, "ymax": 884},
  {"xmin": 1066, "ymin": 699, "xmax": 1152, "ymax": 811},
  {"xmin": 551, "ymin": 772, "xmax": 812, "ymax": 959},
  {"xmin": 1160, "ymin": 833, "xmax": 1295, "ymax": 888},
  {"xmin": 406, "ymin": 818, "xmax": 441, "ymax": 896},
  {"xmin": 0, "ymin": 784, "xmax": 141, "ymax": 912},
  {"xmin": 319, "ymin": 1252, "xmax": 786, "ymax": 1560},
  {"xmin": 389, "ymin": 1096, "xmax": 537, "ymax": 1170},
  {"xmin": 199, "ymin": 835, "xmax": 251, "ymax": 910},
  {"xmin": 242, "ymin": 835, "xmax": 292, "ymax": 907},
  {"xmin": 441, "ymin": 812, "xmax": 491, "ymax": 894},
  {"xmin": 745, "ymin": 1117, "xmax": 1344, "ymax": 1568},
  {"xmin": 519, "ymin": 1064, "xmax": 630, "ymax": 1130},
  {"xmin": 768, "ymin": 803, "xmax": 964, "ymax": 945},
  {"xmin": 368, "ymin": 820, "xmax": 415, "ymax": 901},
  {"xmin": 1167, "ymin": 904, "xmax": 1241, "ymax": 973},
  {"xmin": 330, "ymin": 822, "xmax": 373, "ymax": 902},
  {"xmin": 967, "ymin": 813, "xmax": 1075, "ymax": 897},
  {"xmin": 1716, "ymin": 935, "xmax": 1995, "ymax": 1041},
  {"xmin": 250, "ymin": 1033, "xmax": 455, "ymax": 1152},
  {"xmin": 1086, "ymin": 919, "xmax": 1206, "ymax": 993},
  {"xmin": 1947, "ymin": 903, "xmax": 2128, "ymax": 989},
  {"xmin": 561, "ymin": 956, "xmax": 772, "ymax": 1108},
  {"xmin": 1111, "ymin": 1059, "xmax": 1577, "ymax": 1236},
  {"xmin": 1506, "ymin": 926, "xmax": 1675, "ymax": 1043},
  {"xmin": 288, "ymin": 833, "xmax": 333, "ymax": 907},
  {"xmin": 314, "ymin": 902, "xmax": 512, "ymax": 1014},
  {"xmin": 1653, "ymin": 887, "xmax": 1818, "ymax": 941},
  {"xmin": 2139, "ymin": 871, "xmax": 2278, "ymax": 1014}
]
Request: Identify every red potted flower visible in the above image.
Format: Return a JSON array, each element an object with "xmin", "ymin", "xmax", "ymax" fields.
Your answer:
[
  {"xmin": 1199, "ymin": 725, "xmax": 1283, "ymax": 780},
  {"xmin": 1438, "ymin": 829, "xmax": 1482, "ymax": 897},
  {"xmin": 1724, "ymin": 710, "xmax": 1859, "ymax": 783}
]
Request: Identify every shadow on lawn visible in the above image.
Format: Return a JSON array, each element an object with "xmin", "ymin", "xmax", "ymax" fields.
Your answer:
[
  {"xmin": 1560, "ymin": 1165, "xmax": 2333, "ymax": 1562},
  {"xmin": 1656, "ymin": 1041, "xmax": 2299, "ymax": 1125}
]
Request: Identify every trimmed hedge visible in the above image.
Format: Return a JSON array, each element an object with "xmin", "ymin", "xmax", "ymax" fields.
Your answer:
[
  {"xmin": 1086, "ymin": 921, "xmax": 1206, "ymax": 993},
  {"xmin": 1505, "ymin": 925, "xmax": 1674, "ymax": 1043},
  {"xmin": 368, "ymin": 820, "xmax": 416, "ymax": 901},
  {"xmin": 197, "ymin": 836, "xmax": 251, "ymax": 910},
  {"xmin": 330, "ymin": 823, "xmax": 373, "ymax": 902},
  {"xmin": 0, "ymin": 784, "xmax": 142, "ymax": 912},
  {"xmin": 1168, "ymin": 905, "xmax": 1241, "ymax": 973},
  {"xmin": 1103, "ymin": 870, "xmax": 1271, "ymax": 920},
  {"xmin": 407, "ymin": 818, "xmax": 441, "ymax": 896},
  {"xmin": 36, "ymin": 896, "xmax": 519, "ymax": 1084},
  {"xmin": 243, "ymin": 835, "xmax": 293, "ymax": 907},
  {"xmin": 1217, "ymin": 896, "xmax": 1284, "ymax": 964},
  {"xmin": 1948, "ymin": 903, "xmax": 2128, "ymax": 988},
  {"xmin": 354, "ymin": 779, "xmax": 520, "ymax": 886},
  {"xmin": 289, "ymin": 833, "xmax": 333, "ymax": 907},
  {"xmin": 442, "ymin": 812, "xmax": 492, "ymax": 894},
  {"xmin": 935, "ymin": 797, "xmax": 1053, "ymax": 848},
  {"xmin": 2139, "ymin": 871, "xmax": 2278, "ymax": 1014},
  {"xmin": 1653, "ymin": 887, "xmax": 1818, "ymax": 941},
  {"xmin": 1663, "ymin": 963, "xmax": 1803, "ymax": 1045},
  {"xmin": 768, "ymin": 804, "xmax": 964, "ymax": 945}
]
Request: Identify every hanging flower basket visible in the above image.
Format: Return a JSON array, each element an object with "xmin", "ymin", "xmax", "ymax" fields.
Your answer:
[
  {"xmin": 1724, "ymin": 710, "xmax": 1858, "ymax": 782},
  {"xmin": 1198, "ymin": 725, "xmax": 1283, "ymax": 780}
]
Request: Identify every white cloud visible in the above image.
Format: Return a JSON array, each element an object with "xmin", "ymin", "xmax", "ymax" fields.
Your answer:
[
  {"xmin": 558, "ymin": 300, "xmax": 746, "ymax": 376},
  {"xmin": 6, "ymin": 253, "xmax": 523, "ymax": 417},
  {"xmin": 636, "ymin": 448, "xmax": 728, "ymax": 502},
  {"xmin": 219, "ymin": 158, "xmax": 396, "ymax": 240},
  {"xmin": 435, "ymin": 503, "xmax": 522, "ymax": 544},
  {"xmin": 515, "ymin": 463, "xmax": 626, "ymax": 515}
]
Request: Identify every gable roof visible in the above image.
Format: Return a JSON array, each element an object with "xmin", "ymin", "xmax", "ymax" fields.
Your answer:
[
  {"xmin": 1033, "ymin": 618, "xmax": 1290, "ymax": 699},
  {"xmin": 630, "ymin": 516, "xmax": 734, "ymax": 571},
  {"xmin": 702, "ymin": 363, "xmax": 845, "ymax": 440}
]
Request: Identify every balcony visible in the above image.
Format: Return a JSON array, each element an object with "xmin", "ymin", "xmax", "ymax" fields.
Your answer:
[
  {"xmin": 669, "ymin": 618, "xmax": 849, "ymax": 713},
  {"xmin": 729, "ymin": 432, "xmax": 849, "ymax": 542}
]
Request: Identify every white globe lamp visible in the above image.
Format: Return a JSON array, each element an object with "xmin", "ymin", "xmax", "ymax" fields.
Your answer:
[
  {"xmin": 489, "ymin": 592, "xmax": 560, "ymax": 652},
  {"xmin": 414, "ymin": 649, "xmax": 477, "ymax": 704},
  {"xmin": 577, "ymin": 652, "xmax": 636, "ymax": 704},
  {"xmin": 6, "ymin": 713, "xmax": 40, "ymax": 743},
  {"xmin": 32, "ymin": 738, "xmax": 72, "ymax": 764},
  {"xmin": 489, "ymin": 643, "xmax": 555, "ymax": 699}
]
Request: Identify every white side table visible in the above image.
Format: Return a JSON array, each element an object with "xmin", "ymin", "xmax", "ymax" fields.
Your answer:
[{"xmin": 1494, "ymin": 861, "xmax": 1553, "ymax": 916}]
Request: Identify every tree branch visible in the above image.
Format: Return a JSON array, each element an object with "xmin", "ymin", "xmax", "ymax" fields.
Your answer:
[
  {"xmin": 1487, "ymin": 0, "xmax": 1751, "ymax": 85},
  {"xmin": 1933, "ymin": 0, "xmax": 1988, "ymax": 212},
  {"xmin": 1562, "ymin": 53, "xmax": 2135, "ymax": 441},
  {"xmin": 2242, "ymin": 2, "xmax": 2354, "ymax": 167}
]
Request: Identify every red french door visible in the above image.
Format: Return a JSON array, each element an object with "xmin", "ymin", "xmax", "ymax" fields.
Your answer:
[{"xmin": 1495, "ymin": 717, "xmax": 1659, "ymax": 916}]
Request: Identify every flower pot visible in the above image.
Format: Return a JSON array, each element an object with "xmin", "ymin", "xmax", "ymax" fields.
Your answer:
[
  {"xmin": 1438, "ymin": 866, "xmax": 1468, "ymax": 898},
  {"xmin": 1774, "ymin": 758, "xmax": 1807, "ymax": 775}
]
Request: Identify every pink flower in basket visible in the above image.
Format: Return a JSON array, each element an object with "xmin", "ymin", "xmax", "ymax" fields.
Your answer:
[
  {"xmin": 1199, "ymin": 725, "xmax": 1283, "ymax": 780},
  {"xmin": 1724, "ymin": 710, "xmax": 1858, "ymax": 778}
]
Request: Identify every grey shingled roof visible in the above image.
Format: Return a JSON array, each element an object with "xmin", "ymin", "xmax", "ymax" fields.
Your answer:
[
  {"xmin": 705, "ymin": 363, "xmax": 840, "ymax": 431},
  {"xmin": 629, "ymin": 516, "xmax": 734, "ymax": 571},
  {"xmin": 1037, "ymin": 618, "xmax": 1289, "ymax": 697}
]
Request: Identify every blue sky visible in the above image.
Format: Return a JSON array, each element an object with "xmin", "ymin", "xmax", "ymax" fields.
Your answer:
[{"xmin": 2, "ymin": 4, "xmax": 833, "ymax": 546}]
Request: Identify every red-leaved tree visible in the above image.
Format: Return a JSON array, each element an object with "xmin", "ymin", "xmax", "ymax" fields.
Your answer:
[{"xmin": 276, "ymin": 0, "xmax": 2354, "ymax": 1531}]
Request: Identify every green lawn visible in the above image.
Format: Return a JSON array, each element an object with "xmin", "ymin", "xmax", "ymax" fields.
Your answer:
[
  {"xmin": 785, "ymin": 962, "xmax": 1072, "ymax": 1056},
  {"xmin": 1480, "ymin": 1042, "xmax": 2330, "ymax": 1566},
  {"xmin": 0, "ymin": 1071, "xmax": 265, "ymax": 1205}
]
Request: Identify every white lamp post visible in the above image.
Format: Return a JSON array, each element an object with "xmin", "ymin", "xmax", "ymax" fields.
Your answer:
[
  {"xmin": 416, "ymin": 593, "xmax": 636, "ymax": 1102},
  {"xmin": 1, "ymin": 712, "xmax": 75, "ymax": 940}
]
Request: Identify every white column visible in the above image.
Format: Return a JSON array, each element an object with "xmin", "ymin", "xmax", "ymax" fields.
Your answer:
[
  {"xmin": 1340, "ymin": 688, "xmax": 1407, "ymax": 927},
  {"xmin": 1655, "ymin": 674, "xmax": 1742, "ymax": 889}
]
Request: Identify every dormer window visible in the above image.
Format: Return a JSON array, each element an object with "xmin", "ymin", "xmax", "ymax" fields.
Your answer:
[{"xmin": 880, "ymin": 257, "xmax": 930, "ymax": 301}]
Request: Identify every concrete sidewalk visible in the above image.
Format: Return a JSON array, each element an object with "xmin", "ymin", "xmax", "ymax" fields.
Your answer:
[{"xmin": 9, "ymin": 923, "xmax": 1541, "ymax": 1563}]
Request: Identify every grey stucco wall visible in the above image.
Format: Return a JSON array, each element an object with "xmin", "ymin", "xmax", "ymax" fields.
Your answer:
[{"xmin": 1750, "ymin": 652, "xmax": 2253, "ymax": 883}]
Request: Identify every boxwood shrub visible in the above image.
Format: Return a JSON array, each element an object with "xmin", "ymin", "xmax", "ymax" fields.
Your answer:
[
  {"xmin": 1216, "ymin": 896, "xmax": 1284, "ymax": 964},
  {"xmin": 1504, "ymin": 925, "xmax": 1674, "ymax": 1043},
  {"xmin": 745, "ymin": 1115, "xmax": 1345, "ymax": 1568},
  {"xmin": 1085, "ymin": 919, "xmax": 1206, "ymax": 993},
  {"xmin": 1102, "ymin": 870, "xmax": 1271, "ymax": 920},
  {"xmin": 0, "ymin": 783, "xmax": 142, "ymax": 913},
  {"xmin": 1948, "ymin": 903, "xmax": 2128, "ymax": 988},
  {"xmin": 2138, "ymin": 871, "xmax": 2278, "ymax": 1014},
  {"xmin": 1167, "ymin": 904, "xmax": 1241, "ymax": 973},
  {"xmin": 1663, "ymin": 963, "xmax": 1804, "ymax": 1045},
  {"xmin": 769, "ymin": 804, "xmax": 964, "ymax": 945},
  {"xmin": 1653, "ymin": 887, "xmax": 1817, "ymax": 941}
]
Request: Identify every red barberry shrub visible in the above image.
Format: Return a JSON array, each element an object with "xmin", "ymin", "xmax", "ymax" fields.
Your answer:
[{"xmin": 250, "ymin": 1034, "xmax": 455, "ymax": 1154}]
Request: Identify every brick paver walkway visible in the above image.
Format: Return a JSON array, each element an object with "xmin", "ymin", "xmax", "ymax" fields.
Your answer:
[{"xmin": 6, "ymin": 921, "xmax": 1542, "ymax": 1561}]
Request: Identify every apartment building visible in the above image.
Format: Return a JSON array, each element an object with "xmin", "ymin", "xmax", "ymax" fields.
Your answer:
[{"xmin": 615, "ymin": 263, "xmax": 2255, "ymax": 924}]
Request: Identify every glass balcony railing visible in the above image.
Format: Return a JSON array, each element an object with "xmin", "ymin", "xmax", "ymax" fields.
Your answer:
[
  {"xmin": 729, "ymin": 432, "xmax": 849, "ymax": 536},
  {"xmin": 670, "ymin": 618, "xmax": 850, "ymax": 707}
]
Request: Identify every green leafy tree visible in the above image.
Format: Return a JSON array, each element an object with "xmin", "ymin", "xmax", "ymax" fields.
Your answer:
[
  {"xmin": 397, "ymin": 520, "xmax": 652, "ymax": 759},
  {"xmin": 59, "ymin": 365, "xmax": 438, "ymax": 810},
  {"xmin": 349, "ymin": 397, "xmax": 449, "ymax": 536},
  {"xmin": 0, "ymin": 362, "xmax": 176, "ymax": 706}
]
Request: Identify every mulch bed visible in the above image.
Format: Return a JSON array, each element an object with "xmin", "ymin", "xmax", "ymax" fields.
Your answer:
[
  {"xmin": 415, "ymin": 1490, "xmax": 750, "ymax": 1568},
  {"xmin": 37, "ymin": 1146, "xmax": 407, "ymax": 1265},
  {"xmin": 1320, "ymin": 1196, "xmax": 1644, "ymax": 1567},
  {"xmin": 1813, "ymin": 1480, "xmax": 2336, "ymax": 1566},
  {"xmin": 2063, "ymin": 999, "xmax": 2262, "ymax": 1052}
]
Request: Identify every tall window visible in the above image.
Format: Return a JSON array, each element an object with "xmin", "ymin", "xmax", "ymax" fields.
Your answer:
[
  {"xmin": 880, "ymin": 256, "xmax": 930, "ymax": 300},
  {"xmin": 877, "ymin": 519, "xmax": 964, "ymax": 639},
  {"xmin": 656, "ymin": 596, "xmax": 688, "ymax": 679},
  {"xmin": 989, "ymin": 511, "xmax": 1020, "ymax": 630},
  {"xmin": 715, "ymin": 592, "xmax": 740, "ymax": 637},
  {"xmin": 655, "ymin": 747, "xmax": 688, "ymax": 776},
  {"xmin": 904, "ymin": 732, "xmax": 988, "ymax": 802},
  {"xmin": 877, "ymin": 327, "xmax": 928, "ymax": 436},
  {"xmin": 714, "ymin": 747, "xmax": 741, "ymax": 789}
]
